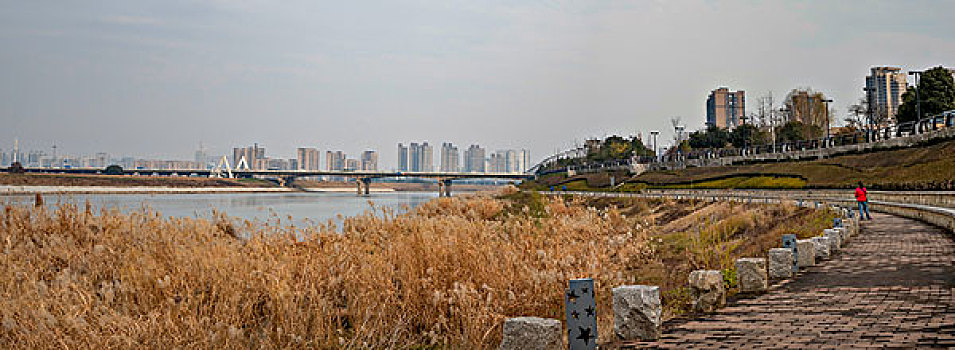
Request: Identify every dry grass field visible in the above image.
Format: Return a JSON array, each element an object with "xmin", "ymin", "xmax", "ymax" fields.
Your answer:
[{"xmin": 0, "ymin": 188, "xmax": 834, "ymax": 348}]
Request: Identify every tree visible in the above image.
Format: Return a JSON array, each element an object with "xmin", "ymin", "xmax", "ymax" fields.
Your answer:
[
  {"xmin": 897, "ymin": 66, "xmax": 955, "ymax": 123},
  {"xmin": 846, "ymin": 96, "xmax": 869, "ymax": 128},
  {"xmin": 776, "ymin": 121, "xmax": 820, "ymax": 143},
  {"xmin": 104, "ymin": 164, "xmax": 124, "ymax": 175},
  {"xmin": 688, "ymin": 125, "xmax": 730, "ymax": 149},
  {"xmin": 730, "ymin": 124, "xmax": 767, "ymax": 148}
]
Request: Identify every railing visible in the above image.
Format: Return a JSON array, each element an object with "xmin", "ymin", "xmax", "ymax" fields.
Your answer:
[{"xmin": 534, "ymin": 111, "xmax": 955, "ymax": 175}]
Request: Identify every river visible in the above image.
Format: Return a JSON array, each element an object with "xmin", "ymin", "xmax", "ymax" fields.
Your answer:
[{"xmin": 0, "ymin": 192, "xmax": 440, "ymax": 226}]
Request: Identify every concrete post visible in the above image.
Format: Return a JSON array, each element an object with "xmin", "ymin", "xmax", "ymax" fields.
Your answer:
[{"xmin": 499, "ymin": 317, "xmax": 563, "ymax": 350}]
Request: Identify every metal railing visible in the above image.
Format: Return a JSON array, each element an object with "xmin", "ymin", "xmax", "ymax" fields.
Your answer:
[{"xmin": 534, "ymin": 111, "xmax": 955, "ymax": 175}]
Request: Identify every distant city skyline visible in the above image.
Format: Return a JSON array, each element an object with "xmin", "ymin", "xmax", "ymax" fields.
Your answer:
[{"xmin": 2, "ymin": 1, "xmax": 954, "ymax": 168}]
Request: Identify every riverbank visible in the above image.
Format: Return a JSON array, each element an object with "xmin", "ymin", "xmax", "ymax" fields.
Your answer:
[
  {"xmin": 0, "ymin": 185, "xmax": 294, "ymax": 195},
  {"xmin": 0, "ymin": 188, "xmax": 835, "ymax": 348},
  {"xmin": 0, "ymin": 173, "xmax": 277, "ymax": 188}
]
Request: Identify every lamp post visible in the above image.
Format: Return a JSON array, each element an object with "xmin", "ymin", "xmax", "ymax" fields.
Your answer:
[
  {"xmin": 650, "ymin": 130, "xmax": 659, "ymax": 162},
  {"xmin": 908, "ymin": 70, "xmax": 922, "ymax": 129}
]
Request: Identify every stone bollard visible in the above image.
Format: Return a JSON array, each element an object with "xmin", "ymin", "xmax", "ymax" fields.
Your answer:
[
  {"xmin": 795, "ymin": 240, "xmax": 815, "ymax": 268},
  {"xmin": 823, "ymin": 229, "xmax": 842, "ymax": 252},
  {"xmin": 612, "ymin": 285, "xmax": 662, "ymax": 341},
  {"xmin": 834, "ymin": 227, "xmax": 848, "ymax": 243},
  {"xmin": 811, "ymin": 237, "xmax": 831, "ymax": 260},
  {"xmin": 735, "ymin": 258, "xmax": 768, "ymax": 293},
  {"xmin": 688, "ymin": 270, "xmax": 725, "ymax": 312},
  {"xmin": 499, "ymin": 317, "xmax": 563, "ymax": 350},
  {"xmin": 767, "ymin": 248, "xmax": 793, "ymax": 280}
]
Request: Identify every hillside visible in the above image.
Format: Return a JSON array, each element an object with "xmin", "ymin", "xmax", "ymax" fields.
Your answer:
[{"xmin": 524, "ymin": 138, "xmax": 955, "ymax": 191}]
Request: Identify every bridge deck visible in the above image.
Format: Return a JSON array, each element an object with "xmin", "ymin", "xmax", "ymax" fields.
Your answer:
[{"xmin": 619, "ymin": 213, "xmax": 955, "ymax": 349}]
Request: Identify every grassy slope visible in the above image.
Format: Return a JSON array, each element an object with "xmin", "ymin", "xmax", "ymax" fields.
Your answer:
[{"xmin": 524, "ymin": 139, "xmax": 955, "ymax": 190}]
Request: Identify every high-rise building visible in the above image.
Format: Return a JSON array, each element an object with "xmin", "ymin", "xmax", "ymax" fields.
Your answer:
[
  {"xmin": 489, "ymin": 151, "xmax": 507, "ymax": 173},
  {"xmin": 420, "ymin": 143, "xmax": 433, "ymax": 172},
  {"xmin": 406, "ymin": 142, "xmax": 433, "ymax": 172},
  {"xmin": 344, "ymin": 159, "xmax": 360, "ymax": 171},
  {"xmin": 409, "ymin": 142, "xmax": 421, "ymax": 171},
  {"xmin": 463, "ymin": 144, "xmax": 486, "ymax": 173},
  {"xmin": 440, "ymin": 142, "xmax": 459, "ymax": 172},
  {"xmin": 233, "ymin": 143, "xmax": 265, "ymax": 169},
  {"xmin": 325, "ymin": 151, "xmax": 346, "ymax": 171},
  {"xmin": 519, "ymin": 149, "xmax": 530, "ymax": 174},
  {"xmin": 865, "ymin": 67, "xmax": 907, "ymax": 124},
  {"xmin": 706, "ymin": 87, "xmax": 746, "ymax": 129},
  {"xmin": 296, "ymin": 147, "xmax": 321, "ymax": 170},
  {"xmin": 361, "ymin": 150, "xmax": 378, "ymax": 171},
  {"xmin": 784, "ymin": 89, "xmax": 830, "ymax": 128},
  {"xmin": 505, "ymin": 150, "xmax": 519, "ymax": 173},
  {"xmin": 397, "ymin": 144, "xmax": 409, "ymax": 171}
]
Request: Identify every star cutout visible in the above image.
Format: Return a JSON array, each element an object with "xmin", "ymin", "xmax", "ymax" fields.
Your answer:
[
  {"xmin": 576, "ymin": 326, "xmax": 594, "ymax": 345},
  {"xmin": 571, "ymin": 310, "xmax": 579, "ymax": 319},
  {"xmin": 566, "ymin": 290, "xmax": 579, "ymax": 303},
  {"xmin": 585, "ymin": 305, "xmax": 595, "ymax": 317}
]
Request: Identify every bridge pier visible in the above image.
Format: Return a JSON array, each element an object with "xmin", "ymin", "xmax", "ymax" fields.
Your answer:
[
  {"xmin": 438, "ymin": 179, "xmax": 453, "ymax": 197},
  {"xmin": 355, "ymin": 178, "xmax": 372, "ymax": 196}
]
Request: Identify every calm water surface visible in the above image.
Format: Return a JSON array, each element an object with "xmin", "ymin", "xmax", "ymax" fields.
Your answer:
[{"xmin": 1, "ymin": 192, "xmax": 439, "ymax": 226}]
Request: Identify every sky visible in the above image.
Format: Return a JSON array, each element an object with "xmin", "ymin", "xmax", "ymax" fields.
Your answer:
[{"xmin": 2, "ymin": 0, "xmax": 954, "ymax": 169}]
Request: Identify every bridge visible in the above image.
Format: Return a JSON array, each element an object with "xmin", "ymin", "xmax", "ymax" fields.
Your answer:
[{"xmin": 6, "ymin": 167, "xmax": 534, "ymax": 196}]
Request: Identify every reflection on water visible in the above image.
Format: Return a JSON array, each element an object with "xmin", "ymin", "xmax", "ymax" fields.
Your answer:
[{"xmin": 0, "ymin": 192, "xmax": 439, "ymax": 226}]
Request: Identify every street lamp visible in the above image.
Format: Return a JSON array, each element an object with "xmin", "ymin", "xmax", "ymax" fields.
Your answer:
[
  {"xmin": 908, "ymin": 70, "xmax": 922, "ymax": 124},
  {"xmin": 649, "ymin": 130, "xmax": 659, "ymax": 162}
]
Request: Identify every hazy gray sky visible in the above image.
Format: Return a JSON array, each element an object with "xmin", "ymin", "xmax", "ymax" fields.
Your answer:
[{"xmin": 2, "ymin": 0, "xmax": 953, "ymax": 168}]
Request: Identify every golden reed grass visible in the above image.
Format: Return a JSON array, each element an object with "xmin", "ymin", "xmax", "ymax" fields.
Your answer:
[{"xmin": 0, "ymin": 189, "xmax": 832, "ymax": 348}]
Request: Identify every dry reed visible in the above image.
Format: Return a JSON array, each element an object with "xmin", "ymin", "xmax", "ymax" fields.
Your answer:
[{"xmin": 0, "ymin": 190, "xmax": 832, "ymax": 348}]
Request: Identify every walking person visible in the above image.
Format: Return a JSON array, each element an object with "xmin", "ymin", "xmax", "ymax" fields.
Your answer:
[{"xmin": 855, "ymin": 181, "xmax": 873, "ymax": 220}]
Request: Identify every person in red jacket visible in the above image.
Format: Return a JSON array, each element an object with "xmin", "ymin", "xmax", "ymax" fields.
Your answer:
[{"xmin": 855, "ymin": 181, "xmax": 872, "ymax": 220}]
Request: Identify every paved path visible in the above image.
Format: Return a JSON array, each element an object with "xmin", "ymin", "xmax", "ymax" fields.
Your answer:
[{"xmin": 624, "ymin": 212, "xmax": 955, "ymax": 349}]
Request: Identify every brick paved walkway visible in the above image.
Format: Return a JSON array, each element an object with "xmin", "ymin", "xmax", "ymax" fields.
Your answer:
[{"xmin": 623, "ymin": 212, "xmax": 955, "ymax": 349}]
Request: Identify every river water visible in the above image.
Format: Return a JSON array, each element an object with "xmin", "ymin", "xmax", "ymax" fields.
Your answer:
[{"xmin": 0, "ymin": 192, "xmax": 439, "ymax": 226}]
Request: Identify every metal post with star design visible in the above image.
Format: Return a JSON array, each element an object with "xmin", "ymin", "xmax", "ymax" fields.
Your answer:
[{"xmin": 565, "ymin": 278, "xmax": 597, "ymax": 350}]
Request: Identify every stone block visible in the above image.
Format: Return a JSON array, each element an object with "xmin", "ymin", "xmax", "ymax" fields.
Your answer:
[
  {"xmin": 735, "ymin": 258, "xmax": 767, "ymax": 293},
  {"xmin": 767, "ymin": 248, "xmax": 793, "ymax": 280},
  {"xmin": 811, "ymin": 237, "xmax": 831, "ymax": 260},
  {"xmin": 688, "ymin": 270, "xmax": 725, "ymax": 312},
  {"xmin": 499, "ymin": 317, "xmax": 562, "ymax": 350},
  {"xmin": 796, "ymin": 239, "xmax": 815, "ymax": 267},
  {"xmin": 824, "ymin": 229, "xmax": 842, "ymax": 252},
  {"xmin": 612, "ymin": 285, "xmax": 661, "ymax": 341},
  {"xmin": 835, "ymin": 227, "xmax": 848, "ymax": 242}
]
